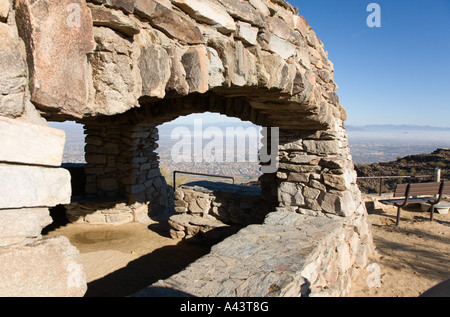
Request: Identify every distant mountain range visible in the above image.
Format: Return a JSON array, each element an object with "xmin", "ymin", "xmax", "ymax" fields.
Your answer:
[
  {"xmin": 346, "ymin": 124, "xmax": 450, "ymax": 131},
  {"xmin": 50, "ymin": 121, "xmax": 450, "ymax": 135}
]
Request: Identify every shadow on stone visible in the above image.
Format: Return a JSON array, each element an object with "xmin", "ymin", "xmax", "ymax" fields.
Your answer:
[{"xmin": 132, "ymin": 286, "xmax": 195, "ymax": 297}]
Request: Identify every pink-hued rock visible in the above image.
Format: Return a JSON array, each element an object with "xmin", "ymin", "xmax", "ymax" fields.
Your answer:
[
  {"xmin": 15, "ymin": 0, "xmax": 95, "ymax": 119},
  {"xmin": 0, "ymin": 236, "xmax": 87, "ymax": 297},
  {"xmin": 0, "ymin": 0, "xmax": 10, "ymax": 22},
  {"xmin": 0, "ymin": 23, "xmax": 27, "ymax": 118}
]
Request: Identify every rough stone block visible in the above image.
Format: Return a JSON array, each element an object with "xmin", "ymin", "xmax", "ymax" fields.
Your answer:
[
  {"xmin": 101, "ymin": 0, "xmax": 136, "ymax": 14},
  {"xmin": 267, "ymin": 16, "xmax": 302, "ymax": 45},
  {"xmin": 278, "ymin": 181, "xmax": 304, "ymax": 206},
  {"xmin": 267, "ymin": 35, "xmax": 296, "ymax": 60},
  {"xmin": 0, "ymin": 208, "xmax": 52, "ymax": 247},
  {"xmin": 207, "ymin": 47, "xmax": 225, "ymax": 88},
  {"xmin": 0, "ymin": 0, "xmax": 10, "ymax": 22},
  {"xmin": 106, "ymin": 212, "xmax": 134, "ymax": 225},
  {"xmin": 320, "ymin": 191, "xmax": 356, "ymax": 217},
  {"xmin": 0, "ymin": 236, "xmax": 87, "ymax": 297},
  {"xmin": 303, "ymin": 140, "xmax": 339, "ymax": 155},
  {"xmin": 0, "ymin": 117, "xmax": 65, "ymax": 166},
  {"xmin": 90, "ymin": 4, "xmax": 140, "ymax": 36},
  {"xmin": 140, "ymin": 44, "xmax": 171, "ymax": 98},
  {"xmin": 165, "ymin": 45, "xmax": 190, "ymax": 95},
  {"xmin": 217, "ymin": 0, "xmax": 265, "ymax": 27},
  {"xmin": 249, "ymin": 0, "xmax": 270, "ymax": 16},
  {"xmin": 88, "ymin": 26, "xmax": 140, "ymax": 116},
  {"xmin": 181, "ymin": 46, "xmax": 209, "ymax": 94},
  {"xmin": 235, "ymin": 21, "xmax": 258, "ymax": 45},
  {"xmin": 172, "ymin": 0, "xmax": 236, "ymax": 34},
  {"xmin": 15, "ymin": 0, "xmax": 95, "ymax": 119},
  {"xmin": 0, "ymin": 23, "xmax": 27, "ymax": 118},
  {"xmin": 134, "ymin": 0, "xmax": 205, "ymax": 44},
  {"xmin": 0, "ymin": 165, "xmax": 71, "ymax": 209}
]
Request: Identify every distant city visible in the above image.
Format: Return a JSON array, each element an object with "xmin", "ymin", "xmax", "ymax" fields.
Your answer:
[
  {"xmin": 346, "ymin": 125, "xmax": 450, "ymax": 164},
  {"xmin": 51, "ymin": 120, "xmax": 450, "ymax": 184}
]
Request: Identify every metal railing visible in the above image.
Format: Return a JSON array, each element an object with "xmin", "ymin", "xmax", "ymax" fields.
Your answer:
[
  {"xmin": 173, "ymin": 171, "xmax": 235, "ymax": 190},
  {"xmin": 357, "ymin": 175, "xmax": 434, "ymax": 196},
  {"xmin": 358, "ymin": 168, "xmax": 444, "ymax": 196}
]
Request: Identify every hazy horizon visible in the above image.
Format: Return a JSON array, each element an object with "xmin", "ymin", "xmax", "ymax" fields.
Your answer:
[{"xmin": 50, "ymin": 114, "xmax": 450, "ymax": 166}]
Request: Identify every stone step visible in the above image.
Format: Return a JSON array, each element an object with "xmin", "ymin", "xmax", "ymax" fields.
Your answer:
[{"xmin": 169, "ymin": 213, "xmax": 241, "ymax": 242}]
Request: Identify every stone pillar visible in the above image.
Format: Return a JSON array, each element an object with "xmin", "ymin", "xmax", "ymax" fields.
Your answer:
[
  {"xmin": 275, "ymin": 125, "xmax": 363, "ymax": 218},
  {"xmin": 82, "ymin": 121, "xmax": 172, "ymax": 220},
  {"xmin": 274, "ymin": 123, "xmax": 375, "ymax": 260}
]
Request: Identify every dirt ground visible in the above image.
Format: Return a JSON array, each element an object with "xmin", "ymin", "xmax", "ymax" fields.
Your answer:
[
  {"xmin": 349, "ymin": 197, "xmax": 449, "ymax": 297},
  {"xmin": 43, "ymin": 213, "xmax": 211, "ymax": 297},
  {"xmin": 43, "ymin": 200, "xmax": 449, "ymax": 297}
]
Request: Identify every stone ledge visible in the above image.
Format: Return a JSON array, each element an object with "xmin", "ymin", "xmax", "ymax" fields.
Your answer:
[
  {"xmin": 0, "ymin": 165, "xmax": 71, "ymax": 209},
  {"xmin": 0, "ymin": 116, "xmax": 65, "ymax": 166},
  {"xmin": 65, "ymin": 200, "xmax": 152, "ymax": 225},
  {"xmin": 134, "ymin": 211, "xmax": 375, "ymax": 297},
  {"xmin": 0, "ymin": 208, "xmax": 52, "ymax": 247},
  {"xmin": 179, "ymin": 181, "xmax": 261, "ymax": 196}
]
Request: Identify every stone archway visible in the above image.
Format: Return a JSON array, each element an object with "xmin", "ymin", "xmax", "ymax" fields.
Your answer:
[
  {"xmin": 0, "ymin": 0, "xmax": 376, "ymax": 296},
  {"xmin": 75, "ymin": 88, "xmax": 363, "ymax": 241}
]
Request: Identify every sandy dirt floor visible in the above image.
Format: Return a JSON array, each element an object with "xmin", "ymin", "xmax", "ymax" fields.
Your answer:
[
  {"xmin": 43, "ymin": 214, "xmax": 211, "ymax": 297},
  {"xmin": 349, "ymin": 198, "xmax": 449, "ymax": 297},
  {"xmin": 43, "ymin": 200, "xmax": 449, "ymax": 297}
]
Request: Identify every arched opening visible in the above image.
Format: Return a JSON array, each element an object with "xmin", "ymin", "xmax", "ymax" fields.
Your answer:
[
  {"xmin": 69, "ymin": 93, "xmax": 279, "ymax": 229},
  {"xmin": 157, "ymin": 112, "xmax": 262, "ymax": 186},
  {"xmin": 155, "ymin": 112, "xmax": 271, "ymax": 242}
]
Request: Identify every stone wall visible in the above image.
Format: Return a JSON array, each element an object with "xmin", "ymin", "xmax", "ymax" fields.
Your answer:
[
  {"xmin": 82, "ymin": 122, "xmax": 173, "ymax": 217},
  {"xmin": 166, "ymin": 122, "xmax": 365, "ymax": 242},
  {"xmin": 170, "ymin": 181, "xmax": 267, "ymax": 241},
  {"xmin": 275, "ymin": 127, "xmax": 363, "ymax": 217},
  {"xmin": 0, "ymin": 0, "xmax": 86, "ymax": 296},
  {"xmin": 134, "ymin": 211, "xmax": 375, "ymax": 297}
]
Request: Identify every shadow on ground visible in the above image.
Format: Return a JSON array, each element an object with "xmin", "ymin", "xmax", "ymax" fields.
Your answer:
[
  {"xmin": 368, "ymin": 204, "xmax": 449, "ymax": 282},
  {"xmin": 42, "ymin": 206, "xmax": 243, "ymax": 297},
  {"xmin": 83, "ymin": 223, "xmax": 243, "ymax": 297},
  {"xmin": 84, "ymin": 239, "xmax": 210, "ymax": 297}
]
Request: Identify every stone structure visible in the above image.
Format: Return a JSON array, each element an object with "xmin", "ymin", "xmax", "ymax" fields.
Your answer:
[
  {"xmin": 135, "ymin": 211, "xmax": 373, "ymax": 297},
  {"xmin": 170, "ymin": 181, "xmax": 265, "ymax": 241},
  {"xmin": 0, "ymin": 0, "xmax": 86, "ymax": 295},
  {"xmin": 0, "ymin": 0, "xmax": 376, "ymax": 297}
]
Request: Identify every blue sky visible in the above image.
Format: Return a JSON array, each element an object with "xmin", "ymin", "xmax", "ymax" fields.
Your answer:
[{"xmin": 291, "ymin": 0, "xmax": 450, "ymax": 127}]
